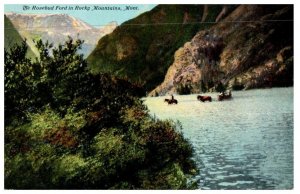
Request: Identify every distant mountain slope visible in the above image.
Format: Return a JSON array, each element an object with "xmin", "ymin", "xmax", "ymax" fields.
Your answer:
[
  {"xmin": 4, "ymin": 15, "xmax": 35, "ymax": 58},
  {"xmin": 87, "ymin": 5, "xmax": 233, "ymax": 91},
  {"xmin": 150, "ymin": 5, "xmax": 293, "ymax": 96},
  {"xmin": 5, "ymin": 13, "xmax": 117, "ymax": 57}
]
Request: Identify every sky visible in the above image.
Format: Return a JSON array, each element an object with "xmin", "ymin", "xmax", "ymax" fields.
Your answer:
[{"xmin": 4, "ymin": 4, "xmax": 157, "ymax": 27}]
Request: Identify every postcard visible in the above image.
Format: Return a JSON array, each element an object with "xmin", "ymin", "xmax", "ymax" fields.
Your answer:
[{"xmin": 4, "ymin": 4, "xmax": 294, "ymax": 190}]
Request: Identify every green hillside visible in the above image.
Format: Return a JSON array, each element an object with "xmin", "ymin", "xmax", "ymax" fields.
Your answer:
[
  {"xmin": 4, "ymin": 15, "xmax": 35, "ymax": 59},
  {"xmin": 87, "ymin": 5, "xmax": 230, "ymax": 91}
]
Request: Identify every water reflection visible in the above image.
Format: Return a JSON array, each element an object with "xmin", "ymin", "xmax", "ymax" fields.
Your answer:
[{"xmin": 144, "ymin": 88, "xmax": 293, "ymax": 189}]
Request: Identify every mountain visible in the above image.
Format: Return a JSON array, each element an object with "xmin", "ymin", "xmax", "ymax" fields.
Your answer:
[
  {"xmin": 4, "ymin": 15, "xmax": 35, "ymax": 58},
  {"xmin": 149, "ymin": 5, "xmax": 293, "ymax": 96},
  {"xmin": 87, "ymin": 5, "xmax": 235, "ymax": 91},
  {"xmin": 5, "ymin": 13, "xmax": 117, "ymax": 57}
]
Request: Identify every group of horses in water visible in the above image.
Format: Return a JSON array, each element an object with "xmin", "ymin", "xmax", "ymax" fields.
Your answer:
[{"xmin": 164, "ymin": 91, "xmax": 232, "ymax": 105}]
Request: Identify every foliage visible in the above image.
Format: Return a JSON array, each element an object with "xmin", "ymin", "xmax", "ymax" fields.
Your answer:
[
  {"xmin": 5, "ymin": 38, "xmax": 197, "ymax": 189},
  {"xmin": 177, "ymin": 83, "xmax": 192, "ymax": 95},
  {"xmin": 4, "ymin": 40, "xmax": 39, "ymax": 123}
]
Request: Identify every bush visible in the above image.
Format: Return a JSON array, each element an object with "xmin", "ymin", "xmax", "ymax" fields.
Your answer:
[
  {"xmin": 177, "ymin": 83, "xmax": 192, "ymax": 95},
  {"xmin": 5, "ymin": 38, "xmax": 197, "ymax": 189}
]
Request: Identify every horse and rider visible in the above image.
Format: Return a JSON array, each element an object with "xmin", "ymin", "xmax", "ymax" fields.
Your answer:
[
  {"xmin": 163, "ymin": 90, "xmax": 232, "ymax": 104},
  {"xmin": 164, "ymin": 94, "xmax": 178, "ymax": 104},
  {"xmin": 217, "ymin": 90, "xmax": 232, "ymax": 101}
]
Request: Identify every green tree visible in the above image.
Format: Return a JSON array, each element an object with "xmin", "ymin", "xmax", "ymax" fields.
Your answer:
[
  {"xmin": 4, "ymin": 40, "xmax": 41, "ymax": 123},
  {"xmin": 5, "ymin": 38, "xmax": 197, "ymax": 189},
  {"xmin": 33, "ymin": 38, "xmax": 90, "ymax": 113}
]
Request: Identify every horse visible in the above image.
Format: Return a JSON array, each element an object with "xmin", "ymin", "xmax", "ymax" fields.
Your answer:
[
  {"xmin": 218, "ymin": 91, "xmax": 232, "ymax": 101},
  {"xmin": 197, "ymin": 95, "xmax": 212, "ymax": 102},
  {"xmin": 164, "ymin": 98, "xmax": 178, "ymax": 104}
]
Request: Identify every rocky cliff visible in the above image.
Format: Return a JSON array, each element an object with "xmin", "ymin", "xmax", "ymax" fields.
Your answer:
[
  {"xmin": 5, "ymin": 13, "xmax": 117, "ymax": 57},
  {"xmin": 87, "ymin": 5, "xmax": 234, "ymax": 91},
  {"xmin": 149, "ymin": 5, "xmax": 293, "ymax": 96}
]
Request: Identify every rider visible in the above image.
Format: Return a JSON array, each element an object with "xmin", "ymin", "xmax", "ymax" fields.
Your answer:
[{"xmin": 171, "ymin": 94, "xmax": 174, "ymax": 100}]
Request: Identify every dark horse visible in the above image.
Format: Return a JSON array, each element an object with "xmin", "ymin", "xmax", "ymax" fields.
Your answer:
[
  {"xmin": 218, "ymin": 90, "xmax": 232, "ymax": 101},
  {"xmin": 164, "ymin": 98, "xmax": 178, "ymax": 104},
  {"xmin": 197, "ymin": 95, "xmax": 212, "ymax": 102}
]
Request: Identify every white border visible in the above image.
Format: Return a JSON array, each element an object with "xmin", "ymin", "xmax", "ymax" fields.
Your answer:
[{"xmin": 1, "ymin": 0, "xmax": 298, "ymax": 193}]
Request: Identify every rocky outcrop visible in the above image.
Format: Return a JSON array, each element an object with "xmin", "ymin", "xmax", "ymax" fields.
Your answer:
[
  {"xmin": 87, "ymin": 5, "xmax": 230, "ymax": 91},
  {"xmin": 228, "ymin": 46, "xmax": 293, "ymax": 90},
  {"xmin": 149, "ymin": 5, "xmax": 293, "ymax": 96}
]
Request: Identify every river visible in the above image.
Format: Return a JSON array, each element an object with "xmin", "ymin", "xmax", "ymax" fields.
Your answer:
[{"xmin": 144, "ymin": 87, "xmax": 293, "ymax": 189}]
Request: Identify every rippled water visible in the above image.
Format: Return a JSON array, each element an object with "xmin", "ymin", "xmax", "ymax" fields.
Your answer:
[{"xmin": 144, "ymin": 87, "xmax": 293, "ymax": 189}]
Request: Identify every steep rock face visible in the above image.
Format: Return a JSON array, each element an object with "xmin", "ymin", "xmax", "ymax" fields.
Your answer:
[
  {"xmin": 87, "ymin": 4, "xmax": 232, "ymax": 91},
  {"xmin": 149, "ymin": 5, "xmax": 293, "ymax": 96},
  {"xmin": 5, "ymin": 13, "xmax": 117, "ymax": 57}
]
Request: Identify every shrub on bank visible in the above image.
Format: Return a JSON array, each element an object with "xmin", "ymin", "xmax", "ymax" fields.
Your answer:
[{"xmin": 4, "ymin": 38, "xmax": 198, "ymax": 189}]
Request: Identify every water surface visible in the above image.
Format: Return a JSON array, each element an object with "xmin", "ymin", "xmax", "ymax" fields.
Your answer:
[{"xmin": 144, "ymin": 88, "xmax": 293, "ymax": 189}]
